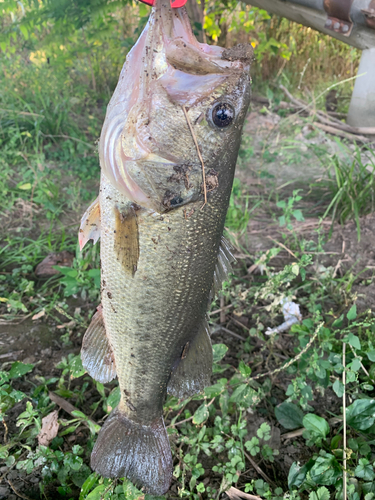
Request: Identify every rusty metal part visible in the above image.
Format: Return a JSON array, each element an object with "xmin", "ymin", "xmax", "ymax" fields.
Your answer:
[
  {"xmin": 362, "ymin": 0, "xmax": 375, "ymax": 29},
  {"xmin": 323, "ymin": 0, "xmax": 354, "ymax": 36}
]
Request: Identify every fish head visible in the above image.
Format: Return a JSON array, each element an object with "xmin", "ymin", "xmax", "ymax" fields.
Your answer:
[{"xmin": 99, "ymin": 0, "xmax": 253, "ymax": 212}]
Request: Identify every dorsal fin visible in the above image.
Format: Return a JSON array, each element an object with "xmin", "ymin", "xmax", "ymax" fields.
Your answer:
[
  {"xmin": 212, "ymin": 236, "xmax": 236, "ymax": 296},
  {"xmin": 79, "ymin": 197, "xmax": 101, "ymax": 251}
]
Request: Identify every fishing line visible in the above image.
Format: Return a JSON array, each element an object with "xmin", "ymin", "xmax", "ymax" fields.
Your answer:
[{"xmin": 182, "ymin": 105, "xmax": 207, "ymax": 209}]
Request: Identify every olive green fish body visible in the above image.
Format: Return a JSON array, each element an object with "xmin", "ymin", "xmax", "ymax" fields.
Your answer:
[{"xmin": 79, "ymin": 0, "xmax": 252, "ymax": 492}]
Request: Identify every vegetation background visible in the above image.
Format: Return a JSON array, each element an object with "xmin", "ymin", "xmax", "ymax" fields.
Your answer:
[{"xmin": 1, "ymin": 1, "xmax": 374, "ymax": 500}]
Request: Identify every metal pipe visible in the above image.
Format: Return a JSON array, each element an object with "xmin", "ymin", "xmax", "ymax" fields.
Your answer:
[{"xmin": 244, "ymin": 0, "xmax": 375, "ymax": 49}]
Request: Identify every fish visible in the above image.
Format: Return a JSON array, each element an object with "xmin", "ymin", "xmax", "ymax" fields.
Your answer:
[{"xmin": 78, "ymin": 0, "xmax": 253, "ymax": 494}]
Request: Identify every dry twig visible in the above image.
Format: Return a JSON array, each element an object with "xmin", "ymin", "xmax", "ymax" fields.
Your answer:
[
  {"xmin": 266, "ymin": 236, "xmax": 297, "ymax": 259},
  {"xmin": 244, "ymin": 450, "xmax": 276, "ymax": 487},
  {"xmin": 49, "ymin": 392, "xmax": 98, "ymax": 429},
  {"xmin": 226, "ymin": 486, "xmax": 263, "ymax": 500},
  {"xmin": 249, "ymin": 323, "xmax": 323, "ymax": 382},
  {"xmin": 313, "ymin": 122, "xmax": 370, "ymax": 143},
  {"xmin": 7, "ymin": 478, "xmax": 33, "ymax": 500}
]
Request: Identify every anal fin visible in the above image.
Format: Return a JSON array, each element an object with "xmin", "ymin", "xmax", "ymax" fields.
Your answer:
[
  {"xmin": 167, "ymin": 319, "xmax": 212, "ymax": 399},
  {"xmin": 79, "ymin": 197, "xmax": 101, "ymax": 251},
  {"xmin": 81, "ymin": 305, "xmax": 117, "ymax": 383}
]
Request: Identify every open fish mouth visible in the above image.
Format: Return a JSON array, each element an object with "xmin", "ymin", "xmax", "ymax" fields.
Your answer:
[{"xmin": 99, "ymin": 0, "xmax": 253, "ymax": 212}]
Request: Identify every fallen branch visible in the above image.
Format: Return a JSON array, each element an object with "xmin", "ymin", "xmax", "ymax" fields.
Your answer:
[
  {"xmin": 49, "ymin": 392, "xmax": 98, "ymax": 429},
  {"xmin": 313, "ymin": 122, "xmax": 370, "ymax": 143},
  {"xmin": 244, "ymin": 450, "xmax": 276, "ymax": 487},
  {"xmin": 215, "ymin": 326, "xmax": 247, "ymax": 342},
  {"xmin": 315, "ymin": 112, "xmax": 375, "ymax": 135},
  {"xmin": 249, "ymin": 322, "xmax": 323, "ymax": 381},
  {"xmin": 279, "ymin": 85, "xmax": 375, "ymax": 138},
  {"xmin": 7, "ymin": 478, "xmax": 33, "ymax": 500}
]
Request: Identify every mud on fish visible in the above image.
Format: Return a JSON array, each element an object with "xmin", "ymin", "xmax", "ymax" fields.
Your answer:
[{"xmin": 78, "ymin": 0, "xmax": 253, "ymax": 494}]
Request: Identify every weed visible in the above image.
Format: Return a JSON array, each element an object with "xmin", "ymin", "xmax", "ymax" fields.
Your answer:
[{"xmin": 323, "ymin": 141, "xmax": 375, "ymax": 241}]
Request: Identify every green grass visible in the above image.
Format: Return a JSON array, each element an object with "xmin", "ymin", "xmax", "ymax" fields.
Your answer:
[{"xmin": 323, "ymin": 142, "xmax": 375, "ymax": 241}]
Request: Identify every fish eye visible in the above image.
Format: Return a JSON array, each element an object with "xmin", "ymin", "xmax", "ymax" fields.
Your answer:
[{"xmin": 210, "ymin": 102, "xmax": 235, "ymax": 129}]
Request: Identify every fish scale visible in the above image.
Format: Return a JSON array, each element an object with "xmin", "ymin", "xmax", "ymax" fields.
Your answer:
[{"xmin": 100, "ymin": 171, "xmax": 226, "ymax": 423}]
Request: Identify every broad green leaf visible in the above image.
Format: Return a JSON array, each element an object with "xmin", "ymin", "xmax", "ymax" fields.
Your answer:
[
  {"xmin": 332, "ymin": 315, "xmax": 344, "ymax": 328},
  {"xmin": 347, "ymin": 304, "xmax": 357, "ymax": 321},
  {"xmin": 9, "ymin": 362, "xmax": 34, "ymax": 379},
  {"xmin": 106, "ymin": 386, "xmax": 120, "ymax": 412},
  {"xmin": 332, "ymin": 380, "xmax": 344, "ymax": 398},
  {"xmin": 244, "ymin": 437, "xmax": 259, "ymax": 456},
  {"xmin": 17, "ymin": 182, "xmax": 32, "ymax": 190},
  {"xmin": 355, "ymin": 458, "xmax": 375, "ymax": 481},
  {"xmin": 367, "ymin": 350, "xmax": 375, "ymax": 362},
  {"xmin": 238, "ymin": 361, "xmax": 251, "ymax": 378},
  {"xmin": 70, "ymin": 355, "xmax": 85, "ymax": 378},
  {"xmin": 288, "ymin": 459, "xmax": 314, "ymax": 489},
  {"xmin": 350, "ymin": 358, "xmax": 361, "ymax": 372},
  {"xmin": 204, "ymin": 382, "xmax": 225, "ymax": 398},
  {"xmin": 230, "ymin": 384, "xmax": 260, "ymax": 408},
  {"xmin": 348, "ymin": 333, "xmax": 361, "ymax": 350},
  {"xmin": 292, "ymin": 209, "xmax": 304, "ymax": 222},
  {"xmin": 309, "ymin": 487, "xmax": 330, "ymax": 500},
  {"xmin": 71, "ymin": 465, "xmax": 91, "ymax": 487},
  {"xmin": 213, "ymin": 344, "xmax": 228, "ymax": 363},
  {"xmin": 275, "ymin": 402, "xmax": 304, "ymax": 430},
  {"xmin": 309, "ymin": 454, "xmax": 341, "ymax": 485},
  {"xmin": 123, "ymin": 477, "xmax": 143, "ymax": 499},
  {"xmin": 346, "ymin": 399, "xmax": 375, "ymax": 431},
  {"xmin": 86, "ymin": 485, "xmax": 107, "ymax": 500},
  {"xmin": 19, "ymin": 24, "xmax": 29, "ymax": 40},
  {"xmin": 303, "ymin": 414, "xmax": 330, "ymax": 438},
  {"xmin": 193, "ymin": 404, "xmax": 209, "ymax": 425}
]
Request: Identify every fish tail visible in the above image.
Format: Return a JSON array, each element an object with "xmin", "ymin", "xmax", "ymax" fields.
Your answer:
[{"xmin": 91, "ymin": 407, "xmax": 172, "ymax": 495}]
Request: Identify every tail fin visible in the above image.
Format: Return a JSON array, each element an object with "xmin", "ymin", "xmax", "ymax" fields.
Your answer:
[{"xmin": 91, "ymin": 408, "xmax": 172, "ymax": 495}]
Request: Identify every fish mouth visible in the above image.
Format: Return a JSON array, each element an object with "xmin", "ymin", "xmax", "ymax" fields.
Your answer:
[{"xmin": 99, "ymin": 0, "xmax": 253, "ymax": 211}]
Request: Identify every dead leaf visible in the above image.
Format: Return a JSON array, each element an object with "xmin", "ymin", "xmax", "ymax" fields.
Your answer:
[
  {"xmin": 226, "ymin": 486, "xmax": 263, "ymax": 500},
  {"xmin": 38, "ymin": 410, "xmax": 59, "ymax": 446},
  {"xmin": 56, "ymin": 320, "xmax": 75, "ymax": 329},
  {"xmin": 32, "ymin": 310, "xmax": 45, "ymax": 321},
  {"xmin": 35, "ymin": 251, "xmax": 74, "ymax": 278}
]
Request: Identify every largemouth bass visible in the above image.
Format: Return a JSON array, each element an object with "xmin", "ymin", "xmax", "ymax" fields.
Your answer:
[{"xmin": 79, "ymin": 0, "xmax": 252, "ymax": 494}]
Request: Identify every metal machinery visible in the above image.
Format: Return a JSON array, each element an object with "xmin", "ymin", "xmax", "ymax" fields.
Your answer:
[{"xmin": 243, "ymin": 0, "xmax": 375, "ymax": 126}]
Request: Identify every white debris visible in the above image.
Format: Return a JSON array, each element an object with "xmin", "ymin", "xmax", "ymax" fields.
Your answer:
[{"xmin": 265, "ymin": 298, "xmax": 302, "ymax": 335}]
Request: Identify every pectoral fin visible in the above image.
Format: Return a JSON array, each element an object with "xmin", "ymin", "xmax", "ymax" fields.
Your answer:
[
  {"xmin": 81, "ymin": 305, "xmax": 117, "ymax": 383},
  {"xmin": 167, "ymin": 319, "xmax": 212, "ymax": 399},
  {"xmin": 114, "ymin": 205, "xmax": 140, "ymax": 277},
  {"xmin": 79, "ymin": 197, "xmax": 101, "ymax": 251}
]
